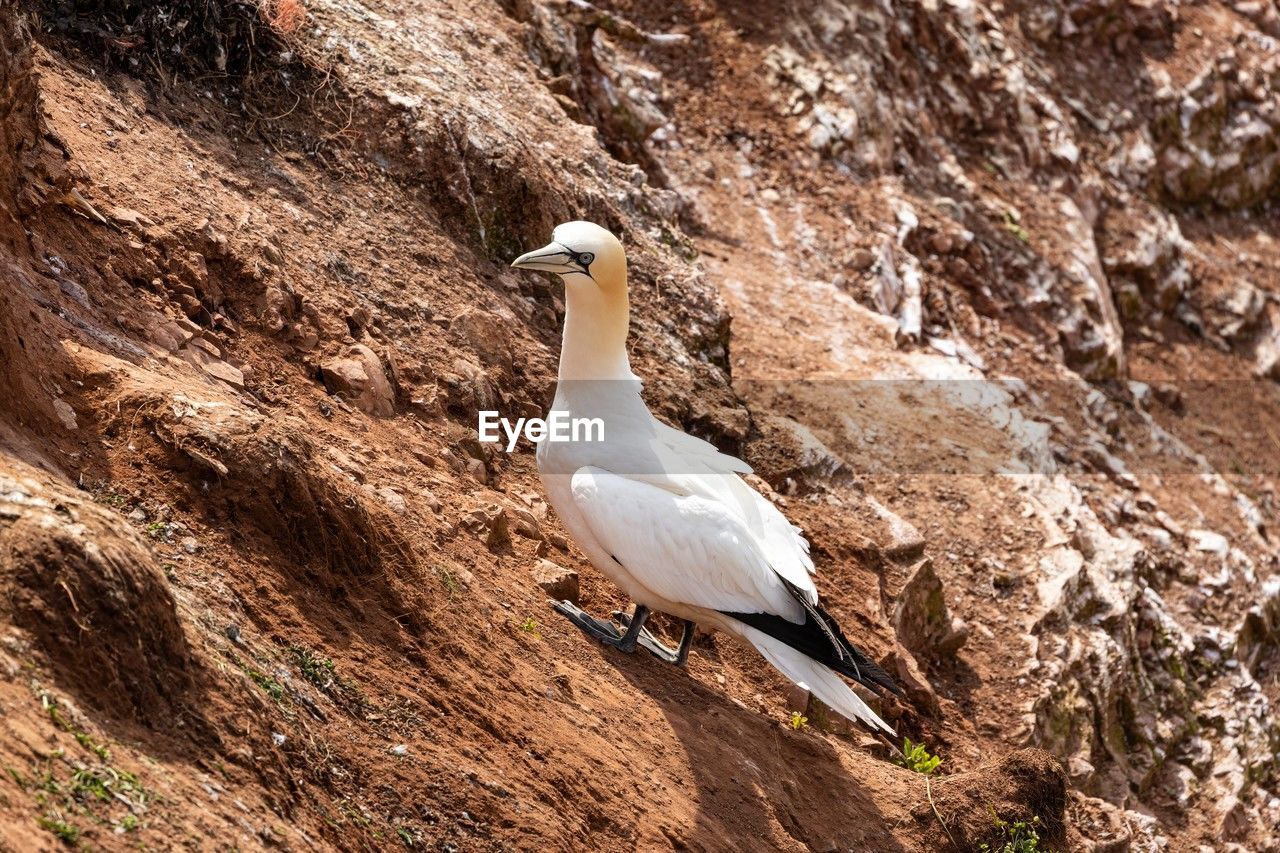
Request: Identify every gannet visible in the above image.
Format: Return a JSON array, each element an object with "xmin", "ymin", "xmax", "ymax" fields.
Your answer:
[{"xmin": 512, "ymin": 221, "xmax": 900, "ymax": 732}]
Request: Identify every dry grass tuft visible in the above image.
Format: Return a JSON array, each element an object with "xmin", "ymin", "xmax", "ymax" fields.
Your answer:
[{"xmin": 259, "ymin": 0, "xmax": 306, "ymax": 36}]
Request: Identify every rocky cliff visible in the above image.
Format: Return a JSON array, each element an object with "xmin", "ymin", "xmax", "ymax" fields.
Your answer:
[{"xmin": 0, "ymin": 0, "xmax": 1276, "ymax": 849}]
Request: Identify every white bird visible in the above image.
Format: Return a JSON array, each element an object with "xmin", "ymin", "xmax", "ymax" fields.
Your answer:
[{"xmin": 511, "ymin": 221, "xmax": 900, "ymax": 732}]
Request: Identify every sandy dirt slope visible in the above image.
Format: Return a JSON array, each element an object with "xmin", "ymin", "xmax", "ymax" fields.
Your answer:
[{"xmin": 0, "ymin": 0, "xmax": 1277, "ymax": 850}]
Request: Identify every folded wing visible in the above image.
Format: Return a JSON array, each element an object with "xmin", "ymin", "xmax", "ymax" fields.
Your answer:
[{"xmin": 570, "ymin": 466, "xmax": 803, "ymax": 619}]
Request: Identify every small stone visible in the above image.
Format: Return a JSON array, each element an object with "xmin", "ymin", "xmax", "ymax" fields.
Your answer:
[
  {"xmin": 202, "ymin": 360, "xmax": 245, "ymax": 389},
  {"xmin": 518, "ymin": 492, "xmax": 548, "ymax": 520},
  {"xmin": 886, "ymin": 645, "xmax": 939, "ymax": 714},
  {"xmin": 1067, "ymin": 755, "xmax": 1095, "ymax": 782},
  {"xmin": 1081, "ymin": 440, "xmax": 1141, "ymax": 490},
  {"xmin": 1165, "ymin": 761, "xmax": 1197, "ymax": 808},
  {"xmin": 892, "ymin": 558, "xmax": 952, "ymax": 658},
  {"xmin": 180, "ymin": 536, "xmax": 199, "ymax": 554},
  {"xmin": 212, "ymin": 313, "xmax": 237, "ymax": 335},
  {"xmin": 1191, "ymin": 529, "xmax": 1229, "ymax": 558},
  {"xmin": 422, "ymin": 489, "xmax": 443, "ymax": 513},
  {"xmin": 1215, "ymin": 280, "xmax": 1264, "ymax": 341},
  {"xmin": 849, "ymin": 248, "xmax": 876, "ymax": 270},
  {"xmin": 1217, "ymin": 794, "xmax": 1248, "ymax": 841},
  {"xmin": 271, "ymin": 732, "xmax": 286, "ymax": 747},
  {"xmin": 149, "ymin": 320, "xmax": 193, "ymax": 352},
  {"xmin": 320, "ymin": 344, "xmax": 395, "ymax": 416},
  {"xmin": 292, "ymin": 327, "xmax": 320, "ymax": 351},
  {"xmin": 866, "ymin": 496, "xmax": 925, "ymax": 560},
  {"xmin": 390, "ymin": 744, "xmax": 408, "ymax": 757},
  {"xmin": 533, "ymin": 559, "xmax": 579, "ymax": 603},
  {"xmin": 51, "ymin": 398, "xmax": 77, "ymax": 430},
  {"xmin": 928, "ymin": 232, "xmax": 954, "ymax": 254},
  {"xmin": 187, "ymin": 336, "xmax": 221, "ymax": 358},
  {"xmin": 461, "ymin": 505, "xmax": 509, "ymax": 550},
  {"xmin": 106, "ymin": 206, "xmax": 152, "ymax": 227},
  {"xmin": 855, "ymin": 734, "xmax": 893, "ymax": 758},
  {"xmin": 753, "ymin": 415, "xmax": 850, "ymax": 493},
  {"xmin": 1155, "ymin": 510, "xmax": 1185, "ymax": 538},
  {"xmin": 177, "ymin": 293, "xmax": 204, "ymax": 320},
  {"xmin": 936, "ymin": 617, "xmax": 969, "ymax": 655},
  {"xmin": 377, "ymin": 487, "xmax": 407, "ymax": 514},
  {"xmin": 509, "ymin": 506, "xmax": 541, "ymax": 539}
]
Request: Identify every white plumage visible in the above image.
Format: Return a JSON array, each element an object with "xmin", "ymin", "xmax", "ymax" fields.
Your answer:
[
  {"xmin": 512, "ymin": 221, "xmax": 898, "ymax": 733},
  {"xmin": 568, "ymin": 466, "xmax": 803, "ymax": 621}
]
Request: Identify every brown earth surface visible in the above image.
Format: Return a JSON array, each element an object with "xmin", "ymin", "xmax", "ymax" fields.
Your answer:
[{"xmin": 0, "ymin": 0, "xmax": 1278, "ymax": 850}]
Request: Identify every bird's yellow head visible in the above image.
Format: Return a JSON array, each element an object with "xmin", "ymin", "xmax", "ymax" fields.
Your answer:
[
  {"xmin": 510, "ymin": 220, "xmax": 627, "ymax": 294},
  {"xmin": 512, "ymin": 221, "xmax": 633, "ymax": 379}
]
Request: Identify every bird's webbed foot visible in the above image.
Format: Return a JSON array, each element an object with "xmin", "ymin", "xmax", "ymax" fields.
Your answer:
[
  {"xmin": 549, "ymin": 599, "xmax": 639, "ymax": 652},
  {"xmin": 613, "ymin": 610, "xmax": 696, "ymax": 667}
]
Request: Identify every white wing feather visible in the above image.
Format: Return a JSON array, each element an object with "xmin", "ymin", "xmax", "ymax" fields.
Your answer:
[
  {"xmin": 651, "ymin": 421, "xmax": 817, "ymax": 593},
  {"xmin": 741, "ymin": 625, "xmax": 894, "ymax": 733},
  {"xmin": 570, "ymin": 467, "xmax": 804, "ymax": 619},
  {"xmin": 653, "ymin": 419, "xmax": 751, "ymax": 474}
]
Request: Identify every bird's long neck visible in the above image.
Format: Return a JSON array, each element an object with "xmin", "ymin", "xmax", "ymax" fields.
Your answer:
[{"xmin": 558, "ymin": 279, "xmax": 633, "ymax": 381}]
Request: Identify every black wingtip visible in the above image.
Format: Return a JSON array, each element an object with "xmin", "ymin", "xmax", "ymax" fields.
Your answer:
[
  {"xmin": 720, "ymin": 601, "xmax": 902, "ymax": 697},
  {"xmin": 845, "ymin": 640, "xmax": 904, "ymax": 697}
]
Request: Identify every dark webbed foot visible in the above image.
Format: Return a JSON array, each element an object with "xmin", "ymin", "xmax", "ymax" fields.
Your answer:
[
  {"xmin": 549, "ymin": 600, "xmax": 644, "ymax": 653},
  {"xmin": 613, "ymin": 610, "xmax": 696, "ymax": 666}
]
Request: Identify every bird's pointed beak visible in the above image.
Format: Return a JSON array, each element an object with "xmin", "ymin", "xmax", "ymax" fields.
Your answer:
[{"xmin": 511, "ymin": 241, "xmax": 578, "ymax": 274}]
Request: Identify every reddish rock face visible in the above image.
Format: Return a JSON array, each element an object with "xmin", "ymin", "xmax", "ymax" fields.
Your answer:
[{"xmin": 0, "ymin": 0, "xmax": 1276, "ymax": 849}]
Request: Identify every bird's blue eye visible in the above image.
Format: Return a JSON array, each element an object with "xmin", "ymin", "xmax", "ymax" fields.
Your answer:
[{"xmin": 578, "ymin": 252, "xmax": 594, "ymax": 266}]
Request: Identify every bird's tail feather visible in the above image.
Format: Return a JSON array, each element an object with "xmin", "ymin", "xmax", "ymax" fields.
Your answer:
[{"xmin": 739, "ymin": 624, "xmax": 895, "ymax": 734}]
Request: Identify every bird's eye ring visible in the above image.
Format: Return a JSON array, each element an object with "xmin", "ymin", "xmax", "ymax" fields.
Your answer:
[{"xmin": 577, "ymin": 252, "xmax": 595, "ymax": 266}]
